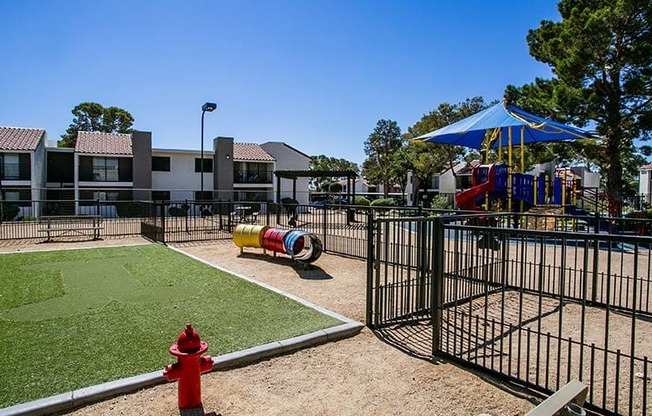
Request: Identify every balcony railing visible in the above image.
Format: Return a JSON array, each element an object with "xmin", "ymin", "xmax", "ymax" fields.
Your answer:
[{"xmin": 234, "ymin": 170, "xmax": 273, "ymax": 184}]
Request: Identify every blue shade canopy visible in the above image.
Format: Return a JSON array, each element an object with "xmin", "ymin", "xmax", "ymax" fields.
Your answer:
[{"xmin": 413, "ymin": 102, "xmax": 596, "ymax": 149}]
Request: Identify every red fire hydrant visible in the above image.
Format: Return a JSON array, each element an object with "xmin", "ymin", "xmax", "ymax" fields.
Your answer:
[{"xmin": 163, "ymin": 323, "xmax": 214, "ymax": 409}]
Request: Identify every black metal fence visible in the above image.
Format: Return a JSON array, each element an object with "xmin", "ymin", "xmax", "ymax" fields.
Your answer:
[
  {"xmin": 1, "ymin": 198, "xmax": 419, "ymax": 248},
  {"xmin": 4, "ymin": 196, "xmax": 652, "ymax": 413},
  {"xmin": 367, "ymin": 212, "xmax": 651, "ymax": 416}
]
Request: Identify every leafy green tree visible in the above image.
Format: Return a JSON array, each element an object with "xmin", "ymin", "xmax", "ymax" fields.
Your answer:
[
  {"xmin": 309, "ymin": 155, "xmax": 359, "ymax": 191},
  {"xmin": 328, "ymin": 182, "xmax": 343, "ymax": 193},
  {"xmin": 506, "ymin": 0, "xmax": 652, "ymax": 215},
  {"xmin": 401, "ymin": 97, "xmax": 492, "ymax": 196},
  {"xmin": 59, "ymin": 102, "xmax": 135, "ymax": 147},
  {"xmin": 363, "ymin": 119, "xmax": 402, "ymax": 197}
]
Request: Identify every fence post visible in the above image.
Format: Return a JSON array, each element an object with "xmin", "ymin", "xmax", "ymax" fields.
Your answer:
[
  {"xmin": 159, "ymin": 201, "xmax": 166, "ymax": 244},
  {"xmin": 322, "ymin": 204, "xmax": 327, "ymax": 251},
  {"xmin": 417, "ymin": 218, "xmax": 427, "ymax": 310},
  {"xmin": 266, "ymin": 201, "xmax": 270, "ymax": 226},
  {"xmin": 218, "ymin": 200, "xmax": 223, "ymax": 230},
  {"xmin": 95, "ymin": 199, "xmax": 100, "ymax": 217},
  {"xmin": 365, "ymin": 209, "xmax": 375, "ymax": 327},
  {"xmin": 184, "ymin": 199, "xmax": 189, "ymax": 233},
  {"xmin": 431, "ymin": 216, "xmax": 444, "ymax": 356}
]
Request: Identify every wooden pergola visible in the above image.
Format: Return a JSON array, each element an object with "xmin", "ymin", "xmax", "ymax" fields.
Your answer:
[{"xmin": 273, "ymin": 170, "xmax": 358, "ymax": 203}]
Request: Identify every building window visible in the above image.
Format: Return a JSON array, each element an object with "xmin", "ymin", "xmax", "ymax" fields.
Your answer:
[
  {"xmin": 194, "ymin": 158, "xmax": 213, "ymax": 173},
  {"xmin": 432, "ymin": 175, "xmax": 440, "ymax": 190},
  {"xmin": 79, "ymin": 156, "xmax": 132, "ymax": 182},
  {"xmin": 458, "ymin": 175, "xmax": 472, "ymax": 189},
  {"xmin": 2, "ymin": 154, "xmax": 20, "ymax": 180},
  {"xmin": 194, "ymin": 191, "xmax": 213, "ymax": 201},
  {"xmin": 233, "ymin": 162, "xmax": 272, "ymax": 183},
  {"xmin": 3, "ymin": 191, "xmax": 20, "ymax": 201},
  {"xmin": 152, "ymin": 191, "xmax": 171, "ymax": 201},
  {"xmin": 152, "ymin": 156, "xmax": 170, "ymax": 172},
  {"xmin": 92, "ymin": 157, "xmax": 119, "ymax": 181}
]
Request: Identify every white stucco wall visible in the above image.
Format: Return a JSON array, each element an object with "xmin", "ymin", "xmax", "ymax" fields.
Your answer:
[
  {"xmin": 151, "ymin": 149, "xmax": 212, "ymax": 200},
  {"xmin": 641, "ymin": 170, "xmax": 652, "ymax": 203},
  {"xmin": 437, "ymin": 169, "xmax": 458, "ymax": 194},
  {"xmin": 260, "ymin": 142, "xmax": 310, "ymax": 204}
]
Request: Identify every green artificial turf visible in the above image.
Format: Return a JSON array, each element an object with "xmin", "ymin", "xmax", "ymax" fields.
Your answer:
[{"xmin": 0, "ymin": 244, "xmax": 343, "ymax": 408}]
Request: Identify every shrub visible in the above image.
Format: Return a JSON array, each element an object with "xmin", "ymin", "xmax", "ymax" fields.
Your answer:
[
  {"xmin": 370, "ymin": 198, "xmax": 397, "ymax": 207},
  {"xmin": 281, "ymin": 197, "xmax": 298, "ymax": 205},
  {"xmin": 281, "ymin": 197, "xmax": 299, "ymax": 215},
  {"xmin": 328, "ymin": 182, "xmax": 343, "ymax": 193},
  {"xmin": 267, "ymin": 202, "xmax": 280, "ymax": 214},
  {"xmin": 169, "ymin": 204, "xmax": 190, "ymax": 217},
  {"xmin": 353, "ymin": 196, "xmax": 370, "ymax": 206},
  {"xmin": 22, "ymin": 215, "xmax": 37, "ymax": 222},
  {"xmin": 116, "ymin": 202, "xmax": 142, "ymax": 218},
  {"xmin": 1, "ymin": 203, "xmax": 20, "ymax": 221},
  {"xmin": 430, "ymin": 195, "xmax": 451, "ymax": 210}
]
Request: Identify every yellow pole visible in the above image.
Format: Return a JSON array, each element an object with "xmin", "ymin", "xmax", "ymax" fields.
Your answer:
[
  {"xmin": 520, "ymin": 127, "xmax": 525, "ymax": 173},
  {"xmin": 508, "ymin": 127, "xmax": 512, "ymax": 212}
]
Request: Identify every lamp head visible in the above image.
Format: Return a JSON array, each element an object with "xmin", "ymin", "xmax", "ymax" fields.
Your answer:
[{"xmin": 202, "ymin": 102, "xmax": 217, "ymax": 112}]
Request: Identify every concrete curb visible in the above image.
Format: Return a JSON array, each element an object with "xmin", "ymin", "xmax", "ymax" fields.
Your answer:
[{"xmin": 0, "ymin": 247, "xmax": 364, "ymax": 416}]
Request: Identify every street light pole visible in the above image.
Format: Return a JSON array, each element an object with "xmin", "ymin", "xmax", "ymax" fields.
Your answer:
[{"xmin": 200, "ymin": 102, "xmax": 217, "ymax": 202}]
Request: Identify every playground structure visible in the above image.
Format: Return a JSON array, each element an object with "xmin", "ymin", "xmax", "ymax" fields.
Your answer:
[
  {"xmin": 232, "ymin": 224, "xmax": 323, "ymax": 263},
  {"xmin": 455, "ymin": 163, "xmax": 584, "ymax": 213},
  {"xmin": 413, "ymin": 101, "xmax": 615, "ymax": 216}
]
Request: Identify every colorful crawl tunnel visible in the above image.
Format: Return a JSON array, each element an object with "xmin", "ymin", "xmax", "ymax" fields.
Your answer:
[{"xmin": 233, "ymin": 224, "xmax": 322, "ymax": 263}]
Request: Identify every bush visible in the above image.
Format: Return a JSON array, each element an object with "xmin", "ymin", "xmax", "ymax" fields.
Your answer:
[
  {"xmin": 281, "ymin": 197, "xmax": 299, "ymax": 215},
  {"xmin": 169, "ymin": 204, "xmax": 190, "ymax": 217},
  {"xmin": 353, "ymin": 196, "xmax": 370, "ymax": 206},
  {"xmin": 22, "ymin": 215, "xmax": 37, "ymax": 222},
  {"xmin": 1, "ymin": 203, "xmax": 20, "ymax": 221},
  {"xmin": 267, "ymin": 202, "xmax": 280, "ymax": 214},
  {"xmin": 281, "ymin": 197, "xmax": 298, "ymax": 205},
  {"xmin": 328, "ymin": 182, "xmax": 343, "ymax": 193},
  {"xmin": 430, "ymin": 195, "xmax": 451, "ymax": 210},
  {"xmin": 116, "ymin": 202, "xmax": 142, "ymax": 218},
  {"xmin": 370, "ymin": 198, "xmax": 397, "ymax": 207}
]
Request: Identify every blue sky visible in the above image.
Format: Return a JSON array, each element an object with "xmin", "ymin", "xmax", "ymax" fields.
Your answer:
[{"xmin": 0, "ymin": 1, "xmax": 559, "ymax": 166}]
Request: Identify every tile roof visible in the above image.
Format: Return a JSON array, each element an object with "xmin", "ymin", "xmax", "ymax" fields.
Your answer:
[
  {"xmin": 233, "ymin": 143, "xmax": 275, "ymax": 161},
  {"xmin": 0, "ymin": 126, "xmax": 46, "ymax": 151},
  {"xmin": 75, "ymin": 131, "xmax": 132, "ymax": 155},
  {"xmin": 641, "ymin": 164, "xmax": 652, "ymax": 171}
]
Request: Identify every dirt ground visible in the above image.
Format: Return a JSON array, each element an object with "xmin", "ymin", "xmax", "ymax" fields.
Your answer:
[{"xmin": 1, "ymin": 237, "xmax": 537, "ymax": 415}]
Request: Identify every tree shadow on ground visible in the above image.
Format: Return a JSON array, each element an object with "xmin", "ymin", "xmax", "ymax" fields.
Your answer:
[{"xmin": 237, "ymin": 252, "xmax": 333, "ymax": 280}]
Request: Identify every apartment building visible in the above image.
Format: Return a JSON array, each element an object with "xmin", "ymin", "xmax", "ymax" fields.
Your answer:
[
  {"xmin": 0, "ymin": 126, "xmax": 310, "ymax": 217},
  {"xmin": 0, "ymin": 127, "xmax": 47, "ymax": 217}
]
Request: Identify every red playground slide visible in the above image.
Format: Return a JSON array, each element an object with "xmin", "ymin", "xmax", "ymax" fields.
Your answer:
[
  {"xmin": 455, "ymin": 164, "xmax": 497, "ymax": 210},
  {"xmin": 456, "ymin": 181, "xmax": 492, "ymax": 210}
]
